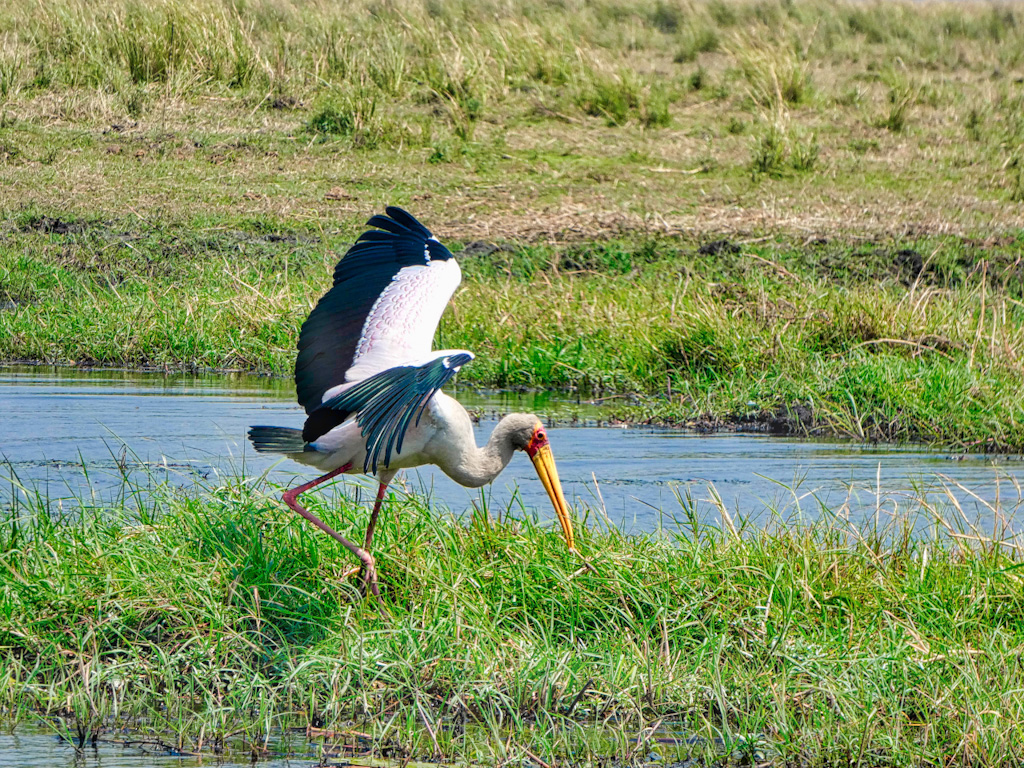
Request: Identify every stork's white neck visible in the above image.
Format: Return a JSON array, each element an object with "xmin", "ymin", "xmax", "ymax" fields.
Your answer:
[
  {"xmin": 441, "ymin": 417, "xmax": 523, "ymax": 488},
  {"xmin": 428, "ymin": 402, "xmax": 536, "ymax": 488}
]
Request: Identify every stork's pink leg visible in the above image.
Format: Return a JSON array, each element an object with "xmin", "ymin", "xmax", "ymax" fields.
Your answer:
[
  {"xmin": 358, "ymin": 480, "xmax": 390, "ymax": 594},
  {"xmin": 281, "ymin": 464, "xmax": 382, "ymax": 603},
  {"xmin": 363, "ymin": 481, "xmax": 390, "ymax": 550}
]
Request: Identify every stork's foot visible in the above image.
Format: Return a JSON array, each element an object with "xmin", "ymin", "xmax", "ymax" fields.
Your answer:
[
  {"xmin": 355, "ymin": 548, "xmax": 382, "ymax": 605},
  {"xmin": 339, "ymin": 558, "xmax": 382, "ymax": 606}
]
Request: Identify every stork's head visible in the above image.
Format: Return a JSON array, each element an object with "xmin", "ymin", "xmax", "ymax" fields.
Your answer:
[{"xmin": 507, "ymin": 415, "xmax": 575, "ymax": 552}]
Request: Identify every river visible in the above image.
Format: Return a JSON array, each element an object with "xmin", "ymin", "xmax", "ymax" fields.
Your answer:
[{"xmin": 2, "ymin": 365, "xmax": 1021, "ymax": 532}]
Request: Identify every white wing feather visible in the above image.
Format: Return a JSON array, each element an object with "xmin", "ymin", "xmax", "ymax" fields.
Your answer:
[{"xmin": 341, "ymin": 256, "xmax": 462, "ymax": 386}]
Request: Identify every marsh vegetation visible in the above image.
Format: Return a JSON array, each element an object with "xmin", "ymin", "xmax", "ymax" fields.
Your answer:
[
  {"xmin": 4, "ymin": 472, "xmax": 1024, "ymax": 765},
  {"xmin": 2, "ymin": 2, "xmax": 1024, "ymax": 761},
  {"xmin": 3, "ymin": 216, "xmax": 1024, "ymax": 450}
]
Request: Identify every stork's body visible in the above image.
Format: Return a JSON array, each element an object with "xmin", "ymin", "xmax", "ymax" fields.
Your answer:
[
  {"xmin": 258, "ymin": 392, "xmax": 544, "ymax": 490},
  {"xmin": 249, "ymin": 208, "xmax": 575, "ymax": 601}
]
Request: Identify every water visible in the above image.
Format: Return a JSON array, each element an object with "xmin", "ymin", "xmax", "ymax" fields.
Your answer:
[
  {"xmin": 0, "ymin": 724, "xmax": 312, "ymax": 768},
  {"xmin": 0, "ymin": 720, "xmax": 728, "ymax": 768},
  {"xmin": 1, "ymin": 365, "xmax": 1023, "ymax": 530}
]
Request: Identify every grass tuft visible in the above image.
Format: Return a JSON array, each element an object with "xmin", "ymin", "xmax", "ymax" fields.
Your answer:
[
  {"xmin": 750, "ymin": 121, "xmax": 788, "ymax": 177},
  {"xmin": 790, "ymin": 128, "xmax": 820, "ymax": 172},
  {"xmin": 675, "ymin": 22, "xmax": 720, "ymax": 63},
  {"xmin": 877, "ymin": 77, "xmax": 917, "ymax": 133},
  {"xmin": 734, "ymin": 36, "xmax": 812, "ymax": 109},
  {"xmin": 0, "ymin": 52, "xmax": 21, "ymax": 100},
  {"xmin": 577, "ymin": 70, "xmax": 671, "ymax": 128},
  {"xmin": 1010, "ymin": 160, "xmax": 1024, "ymax": 203},
  {"xmin": 306, "ymin": 89, "xmax": 395, "ymax": 148}
]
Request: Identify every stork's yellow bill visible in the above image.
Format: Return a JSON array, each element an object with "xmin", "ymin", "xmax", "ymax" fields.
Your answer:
[{"xmin": 525, "ymin": 424, "xmax": 576, "ymax": 551}]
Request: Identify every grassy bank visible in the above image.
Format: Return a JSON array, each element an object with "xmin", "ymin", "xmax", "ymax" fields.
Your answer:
[
  {"xmin": 1, "ymin": 0, "xmax": 1023, "ymax": 233},
  {"xmin": 2, "ymin": 475, "xmax": 1024, "ymax": 764},
  {"xmin": 2, "ymin": 214, "xmax": 1024, "ymax": 449}
]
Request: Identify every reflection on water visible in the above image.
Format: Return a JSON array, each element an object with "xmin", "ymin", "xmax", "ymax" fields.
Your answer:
[
  {"xmin": 0, "ymin": 719, "xmax": 751, "ymax": 768},
  {"xmin": 0, "ymin": 723, "xmax": 312, "ymax": 768},
  {"xmin": 2, "ymin": 365, "xmax": 1023, "ymax": 531}
]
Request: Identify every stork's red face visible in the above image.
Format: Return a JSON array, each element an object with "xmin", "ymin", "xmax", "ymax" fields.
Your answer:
[{"xmin": 525, "ymin": 424, "xmax": 576, "ymax": 551}]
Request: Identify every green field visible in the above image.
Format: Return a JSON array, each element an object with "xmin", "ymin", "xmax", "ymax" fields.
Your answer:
[{"xmin": 2, "ymin": 0, "xmax": 1023, "ymax": 448}]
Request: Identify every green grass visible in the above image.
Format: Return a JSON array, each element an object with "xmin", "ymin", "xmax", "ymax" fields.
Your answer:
[
  {"xmin": 3, "ymin": 6, "xmax": 1024, "ymax": 761},
  {"xmin": 0, "ymin": 0, "xmax": 1023, "ymax": 230},
  {"xmin": 3, "ymin": 471, "xmax": 1024, "ymax": 764}
]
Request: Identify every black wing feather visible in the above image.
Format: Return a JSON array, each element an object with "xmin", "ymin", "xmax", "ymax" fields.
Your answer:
[
  {"xmin": 371, "ymin": 206, "xmax": 431, "ymax": 236},
  {"xmin": 303, "ymin": 352, "xmax": 473, "ymax": 473},
  {"xmin": 360, "ymin": 378, "xmax": 418, "ymax": 468},
  {"xmin": 294, "ymin": 207, "xmax": 454, "ymax": 414}
]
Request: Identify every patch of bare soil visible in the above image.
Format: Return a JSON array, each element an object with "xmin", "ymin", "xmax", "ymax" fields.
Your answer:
[
  {"xmin": 428, "ymin": 194, "xmax": 1024, "ymax": 246},
  {"xmin": 19, "ymin": 215, "xmax": 84, "ymax": 235}
]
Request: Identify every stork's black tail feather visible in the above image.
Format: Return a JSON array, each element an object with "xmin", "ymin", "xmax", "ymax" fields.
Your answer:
[{"xmin": 248, "ymin": 426, "xmax": 308, "ymax": 454}]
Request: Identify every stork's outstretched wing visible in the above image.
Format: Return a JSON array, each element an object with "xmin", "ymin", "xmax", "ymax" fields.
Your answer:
[
  {"xmin": 303, "ymin": 350, "xmax": 474, "ymax": 471},
  {"xmin": 295, "ymin": 207, "xmax": 462, "ymax": 414}
]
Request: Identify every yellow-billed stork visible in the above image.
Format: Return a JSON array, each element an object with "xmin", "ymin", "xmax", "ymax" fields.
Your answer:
[{"xmin": 248, "ymin": 207, "xmax": 576, "ymax": 599}]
